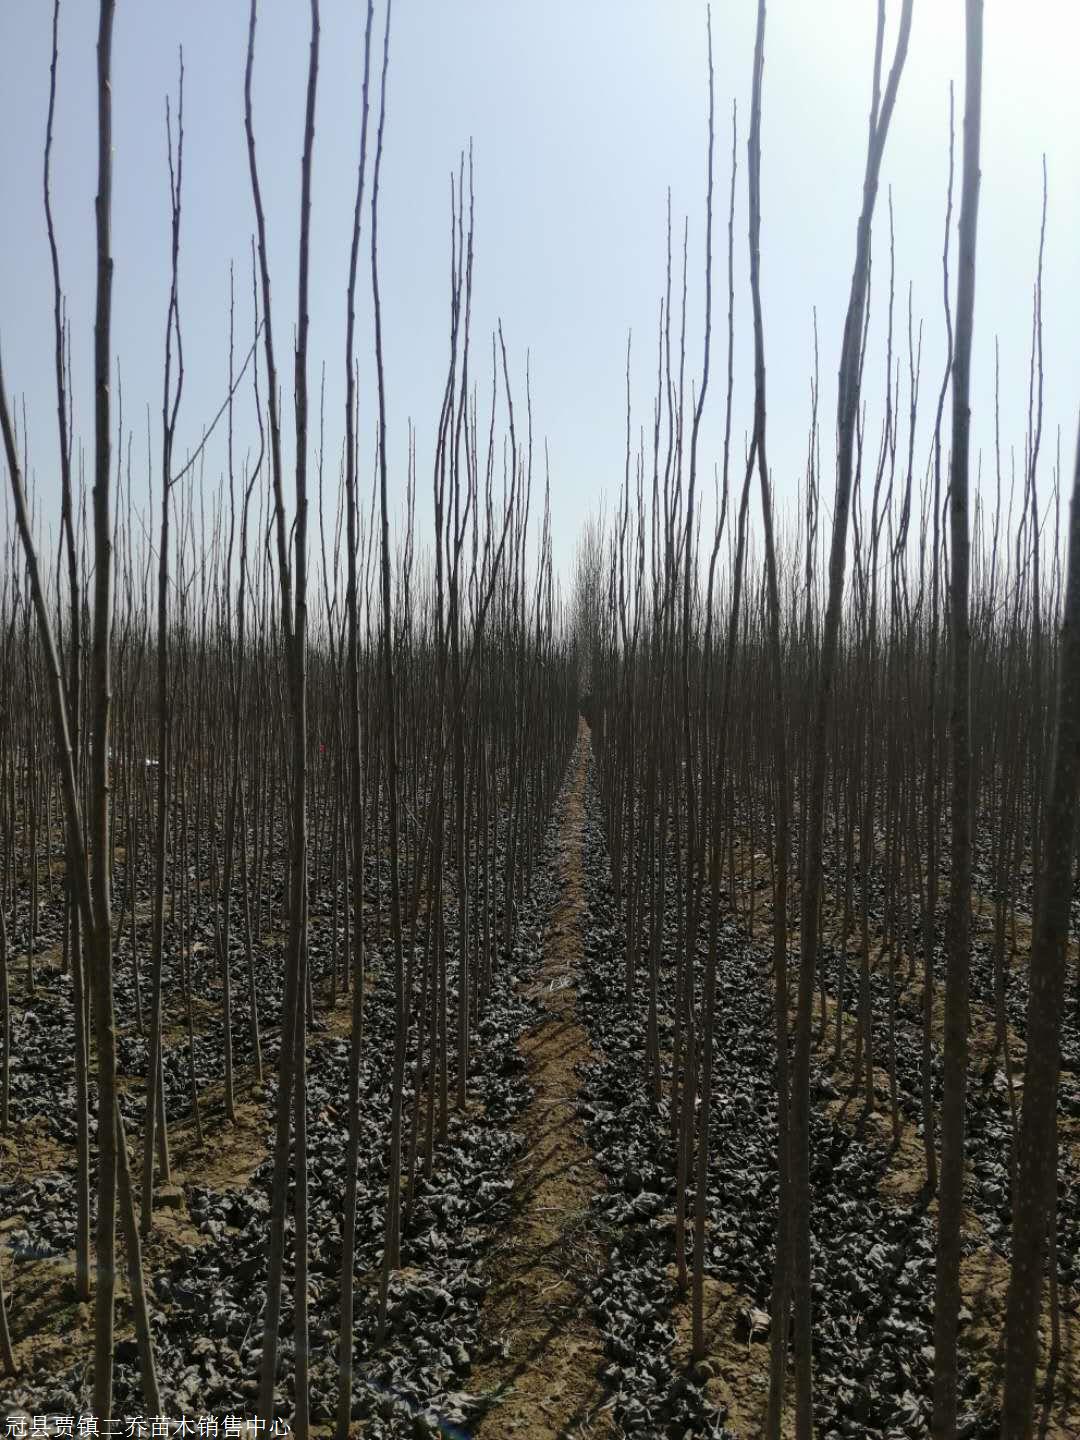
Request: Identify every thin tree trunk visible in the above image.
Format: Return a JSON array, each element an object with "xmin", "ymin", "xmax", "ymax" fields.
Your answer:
[{"xmin": 932, "ymin": 5, "xmax": 983, "ymax": 1433}]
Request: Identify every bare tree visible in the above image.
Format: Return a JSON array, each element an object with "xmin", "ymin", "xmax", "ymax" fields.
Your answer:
[
  {"xmin": 932, "ymin": 4, "xmax": 983, "ymax": 1434},
  {"xmin": 141, "ymin": 47, "xmax": 184, "ymax": 1237},
  {"xmin": 43, "ymin": 0, "xmax": 91, "ymax": 1299},
  {"xmin": 336, "ymin": 3, "xmax": 377, "ymax": 1432},
  {"xmin": 1000, "ymin": 414, "xmax": 1080, "ymax": 1433},
  {"xmin": 741, "ymin": 1, "xmax": 795, "ymax": 1428},
  {"xmin": 793, "ymin": 4, "xmax": 914, "ymax": 1432}
]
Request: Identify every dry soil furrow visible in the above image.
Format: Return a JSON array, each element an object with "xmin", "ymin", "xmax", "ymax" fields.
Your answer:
[{"xmin": 472, "ymin": 727, "xmax": 611, "ymax": 1440}]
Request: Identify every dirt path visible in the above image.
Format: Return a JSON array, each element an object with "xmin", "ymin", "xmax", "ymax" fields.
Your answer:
[{"xmin": 472, "ymin": 724, "xmax": 611, "ymax": 1440}]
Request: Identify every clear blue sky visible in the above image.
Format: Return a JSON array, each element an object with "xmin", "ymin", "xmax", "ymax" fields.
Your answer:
[{"xmin": 1, "ymin": 2, "xmax": 1077, "ymax": 591}]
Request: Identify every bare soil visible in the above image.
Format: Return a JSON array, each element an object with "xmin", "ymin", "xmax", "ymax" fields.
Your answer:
[
  {"xmin": 669, "ymin": 1275, "xmax": 793, "ymax": 1440},
  {"xmin": 471, "ymin": 727, "xmax": 613, "ymax": 1439}
]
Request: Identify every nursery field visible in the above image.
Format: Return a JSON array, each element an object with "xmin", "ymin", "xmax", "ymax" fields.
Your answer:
[
  {"xmin": 2, "ymin": 717, "xmax": 1080, "ymax": 1439},
  {"xmin": 3, "ymin": 1, "xmax": 1080, "ymax": 1437}
]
